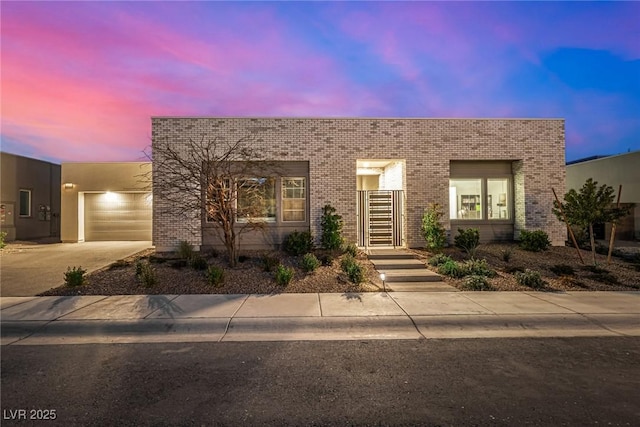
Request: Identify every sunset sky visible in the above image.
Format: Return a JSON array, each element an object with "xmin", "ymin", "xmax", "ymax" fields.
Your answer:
[{"xmin": 1, "ymin": 1, "xmax": 638, "ymax": 163}]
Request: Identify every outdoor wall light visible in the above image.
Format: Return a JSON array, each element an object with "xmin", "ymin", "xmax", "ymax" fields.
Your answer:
[
  {"xmin": 380, "ymin": 273, "xmax": 386, "ymax": 292},
  {"xmin": 64, "ymin": 183, "xmax": 74, "ymax": 189}
]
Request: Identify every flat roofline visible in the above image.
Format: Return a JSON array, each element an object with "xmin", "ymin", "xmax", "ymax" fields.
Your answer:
[
  {"xmin": 567, "ymin": 149, "xmax": 640, "ymax": 166},
  {"xmin": 61, "ymin": 161, "xmax": 151, "ymax": 165},
  {"xmin": 151, "ymin": 116, "xmax": 565, "ymax": 121}
]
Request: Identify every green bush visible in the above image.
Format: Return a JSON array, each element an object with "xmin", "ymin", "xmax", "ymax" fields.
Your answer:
[
  {"xmin": 177, "ymin": 240, "xmax": 195, "ymax": 260},
  {"xmin": 0, "ymin": 231, "xmax": 7, "ymax": 249},
  {"xmin": 344, "ymin": 242, "xmax": 358, "ymax": 258},
  {"xmin": 438, "ymin": 259, "xmax": 466, "ymax": 278},
  {"xmin": 550, "ymin": 264, "xmax": 575, "ymax": 276},
  {"xmin": 454, "ymin": 228, "xmax": 480, "ymax": 258},
  {"xmin": 320, "ymin": 204, "xmax": 344, "ymax": 250},
  {"xmin": 262, "ymin": 254, "xmax": 281, "ymax": 272},
  {"xmin": 519, "ymin": 230, "xmax": 551, "ymax": 252},
  {"xmin": 341, "ymin": 255, "xmax": 365, "ymax": 283},
  {"xmin": 301, "ymin": 253, "xmax": 321, "ymax": 273},
  {"xmin": 500, "ymin": 247, "xmax": 513, "ymax": 263},
  {"xmin": 64, "ymin": 266, "xmax": 86, "ymax": 287},
  {"xmin": 275, "ymin": 265, "xmax": 294, "ymax": 286},
  {"xmin": 420, "ymin": 203, "xmax": 447, "ymax": 251},
  {"xmin": 515, "ymin": 269, "xmax": 544, "ymax": 289},
  {"xmin": 206, "ymin": 265, "xmax": 224, "ymax": 287},
  {"xmin": 283, "ymin": 231, "xmax": 314, "ymax": 256},
  {"xmin": 461, "ymin": 258, "xmax": 496, "ymax": 277},
  {"xmin": 137, "ymin": 260, "xmax": 157, "ymax": 287},
  {"xmin": 189, "ymin": 254, "xmax": 208, "ymax": 270},
  {"xmin": 462, "ymin": 275, "xmax": 492, "ymax": 291},
  {"xmin": 428, "ymin": 253, "xmax": 452, "ymax": 267}
]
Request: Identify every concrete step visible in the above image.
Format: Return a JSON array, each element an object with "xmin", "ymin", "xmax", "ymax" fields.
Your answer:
[
  {"xmin": 386, "ymin": 281, "xmax": 458, "ymax": 292},
  {"xmin": 384, "ymin": 269, "xmax": 443, "ymax": 282},
  {"xmin": 366, "ymin": 250, "xmax": 415, "ymax": 260},
  {"xmin": 370, "ymin": 259, "xmax": 427, "ymax": 270}
]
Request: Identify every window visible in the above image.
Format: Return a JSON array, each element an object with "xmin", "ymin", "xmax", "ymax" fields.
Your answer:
[
  {"xmin": 282, "ymin": 178, "xmax": 306, "ymax": 222},
  {"xmin": 237, "ymin": 177, "xmax": 276, "ymax": 222},
  {"xmin": 487, "ymin": 179, "xmax": 510, "ymax": 220},
  {"xmin": 19, "ymin": 189, "xmax": 31, "ymax": 217},
  {"xmin": 449, "ymin": 179, "xmax": 482, "ymax": 219},
  {"xmin": 449, "ymin": 178, "xmax": 511, "ymax": 220}
]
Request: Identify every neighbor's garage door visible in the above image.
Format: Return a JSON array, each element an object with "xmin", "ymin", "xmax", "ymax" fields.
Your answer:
[{"xmin": 84, "ymin": 192, "xmax": 152, "ymax": 241}]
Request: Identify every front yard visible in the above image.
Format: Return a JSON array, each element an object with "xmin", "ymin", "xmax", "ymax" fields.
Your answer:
[{"xmin": 39, "ymin": 242, "xmax": 640, "ymax": 296}]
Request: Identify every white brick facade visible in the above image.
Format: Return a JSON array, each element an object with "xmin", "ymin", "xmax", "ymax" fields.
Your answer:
[{"xmin": 152, "ymin": 117, "xmax": 566, "ymax": 251}]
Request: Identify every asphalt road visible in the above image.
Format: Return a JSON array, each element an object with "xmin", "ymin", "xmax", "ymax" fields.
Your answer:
[
  {"xmin": 2, "ymin": 337, "xmax": 639, "ymax": 426},
  {"xmin": 0, "ymin": 241, "xmax": 151, "ymax": 296}
]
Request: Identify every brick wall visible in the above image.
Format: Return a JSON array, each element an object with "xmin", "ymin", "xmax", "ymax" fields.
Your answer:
[{"xmin": 152, "ymin": 118, "xmax": 566, "ymax": 251}]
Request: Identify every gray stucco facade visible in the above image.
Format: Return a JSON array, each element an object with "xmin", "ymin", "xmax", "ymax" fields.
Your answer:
[{"xmin": 151, "ymin": 117, "xmax": 566, "ymax": 252}]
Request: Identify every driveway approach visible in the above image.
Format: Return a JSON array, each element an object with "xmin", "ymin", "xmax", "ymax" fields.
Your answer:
[{"xmin": 0, "ymin": 241, "xmax": 152, "ymax": 297}]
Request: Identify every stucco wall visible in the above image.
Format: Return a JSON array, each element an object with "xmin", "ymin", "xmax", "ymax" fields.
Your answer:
[
  {"xmin": 152, "ymin": 118, "xmax": 566, "ymax": 251},
  {"xmin": 0, "ymin": 152, "xmax": 61, "ymax": 241},
  {"xmin": 61, "ymin": 162, "xmax": 151, "ymax": 242}
]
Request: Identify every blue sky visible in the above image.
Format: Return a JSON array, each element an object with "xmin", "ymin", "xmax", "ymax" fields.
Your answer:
[{"xmin": 1, "ymin": 1, "xmax": 639, "ymax": 163}]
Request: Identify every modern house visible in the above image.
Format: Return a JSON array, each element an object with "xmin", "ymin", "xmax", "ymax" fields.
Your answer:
[
  {"xmin": 60, "ymin": 162, "xmax": 152, "ymax": 242},
  {"xmin": 152, "ymin": 117, "xmax": 566, "ymax": 253},
  {"xmin": 566, "ymin": 150, "xmax": 640, "ymax": 241},
  {"xmin": 0, "ymin": 152, "xmax": 61, "ymax": 241}
]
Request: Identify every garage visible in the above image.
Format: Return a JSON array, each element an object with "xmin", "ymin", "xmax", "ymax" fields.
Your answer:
[{"xmin": 84, "ymin": 192, "xmax": 152, "ymax": 241}]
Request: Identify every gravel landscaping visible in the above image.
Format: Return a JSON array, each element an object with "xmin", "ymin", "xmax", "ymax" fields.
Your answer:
[{"xmin": 38, "ymin": 242, "xmax": 640, "ymax": 296}]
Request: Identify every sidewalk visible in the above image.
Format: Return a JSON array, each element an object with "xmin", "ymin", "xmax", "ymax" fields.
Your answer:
[{"xmin": 1, "ymin": 291, "xmax": 639, "ymax": 345}]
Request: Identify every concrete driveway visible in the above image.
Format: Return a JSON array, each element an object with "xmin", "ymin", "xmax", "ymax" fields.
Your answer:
[{"xmin": 1, "ymin": 241, "xmax": 152, "ymax": 297}]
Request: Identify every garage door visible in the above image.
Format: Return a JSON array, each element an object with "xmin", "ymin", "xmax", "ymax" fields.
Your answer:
[{"xmin": 84, "ymin": 192, "xmax": 152, "ymax": 241}]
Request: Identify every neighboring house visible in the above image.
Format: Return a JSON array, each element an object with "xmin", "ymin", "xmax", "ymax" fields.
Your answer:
[
  {"xmin": 0, "ymin": 152, "xmax": 61, "ymax": 241},
  {"xmin": 566, "ymin": 150, "xmax": 640, "ymax": 241},
  {"xmin": 152, "ymin": 117, "xmax": 566, "ymax": 253},
  {"xmin": 61, "ymin": 162, "xmax": 152, "ymax": 242}
]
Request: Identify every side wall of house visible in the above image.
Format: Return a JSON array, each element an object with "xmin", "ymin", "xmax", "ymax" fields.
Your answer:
[
  {"xmin": 152, "ymin": 118, "xmax": 566, "ymax": 251},
  {"xmin": 0, "ymin": 152, "xmax": 61, "ymax": 241}
]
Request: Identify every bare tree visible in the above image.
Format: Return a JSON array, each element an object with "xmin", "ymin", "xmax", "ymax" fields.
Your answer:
[{"xmin": 148, "ymin": 135, "xmax": 278, "ymax": 267}]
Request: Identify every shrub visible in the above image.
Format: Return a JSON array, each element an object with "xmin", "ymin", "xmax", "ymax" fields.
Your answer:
[
  {"xmin": 519, "ymin": 230, "xmax": 551, "ymax": 252},
  {"xmin": 454, "ymin": 228, "xmax": 480, "ymax": 258},
  {"xmin": 317, "ymin": 250, "xmax": 336, "ymax": 266},
  {"xmin": 463, "ymin": 275, "xmax": 492, "ymax": 291},
  {"xmin": 206, "ymin": 265, "xmax": 225, "ymax": 287},
  {"xmin": 275, "ymin": 264, "xmax": 294, "ymax": 286},
  {"xmin": 341, "ymin": 255, "xmax": 365, "ymax": 283},
  {"xmin": 262, "ymin": 254, "xmax": 281, "ymax": 272},
  {"xmin": 343, "ymin": 242, "xmax": 358, "ymax": 257},
  {"xmin": 428, "ymin": 253, "xmax": 452, "ymax": 267},
  {"xmin": 301, "ymin": 253, "xmax": 321, "ymax": 273},
  {"xmin": 283, "ymin": 231, "xmax": 314, "ymax": 256},
  {"xmin": 550, "ymin": 264, "xmax": 575, "ymax": 276},
  {"xmin": 134, "ymin": 260, "xmax": 157, "ymax": 287},
  {"xmin": 500, "ymin": 247, "xmax": 513, "ymax": 263},
  {"xmin": 321, "ymin": 204, "xmax": 344, "ymax": 250},
  {"xmin": 0, "ymin": 231, "xmax": 7, "ymax": 249},
  {"xmin": 189, "ymin": 254, "xmax": 208, "ymax": 270},
  {"xmin": 420, "ymin": 203, "xmax": 447, "ymax": 251},
  {"xmin": 438, "ymin": 259, "xmax": 466, "ymax": 278},
  {"xmin": 64, "ymin": 266, "xmax": 86, "ymax": 287},
  {"xmin": 504, "ymin": 265, "xmax": 525, "ymax": 274},
  {"xmin": 177, "ymin": 240, "xmax": 195, "ymax": 260},
  {"xmin": 462, "ymin": 258, "xmax": 496, "ymax": 277},
  {"xmin": 515, "ymin": 269, "xmax": 544, "ymax": 289}
]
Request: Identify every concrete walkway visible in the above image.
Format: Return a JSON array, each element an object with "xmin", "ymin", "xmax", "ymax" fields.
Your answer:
[{"xmin": 1, "ymin": 291, "xmax": 638, "ymax": 345}]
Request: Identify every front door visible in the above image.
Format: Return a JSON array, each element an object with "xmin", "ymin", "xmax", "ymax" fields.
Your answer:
[{"xmin": 357, "ymin": 190, "xmax": 403, "ymax": 247}]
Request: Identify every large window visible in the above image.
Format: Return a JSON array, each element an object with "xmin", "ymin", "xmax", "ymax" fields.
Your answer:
[
  {"xmin": 282, "ymin": 178, "xmax": 306, "ymax": 222},
  {"xmin": 19, "ymin": 189, "xmax": 31, "ymax": 217},
  {"xmin": 449, "ymin": 178, "xmax": 511, "ymax": 220},
  {"xmin": 237, "ymin": 177, "xmax": 276, "ymax": 222}
]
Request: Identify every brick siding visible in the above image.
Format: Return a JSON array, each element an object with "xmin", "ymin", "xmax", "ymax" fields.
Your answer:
[{"xmin": 152, "ymin": 118, "xmax": 566, "ymax": 251}]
